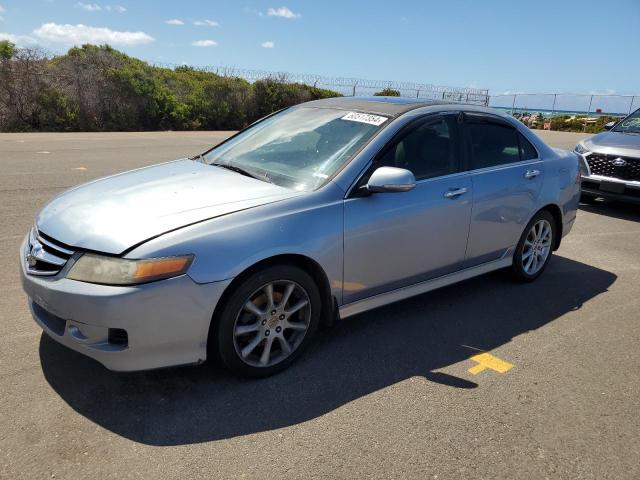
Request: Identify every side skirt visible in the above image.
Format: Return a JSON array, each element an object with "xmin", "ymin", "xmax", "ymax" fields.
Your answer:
[{"xmin": 338, "ymin": 257, "xmax": 513, "ymax": 319}]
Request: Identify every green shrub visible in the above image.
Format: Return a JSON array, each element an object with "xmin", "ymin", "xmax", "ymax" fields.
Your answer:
[
  {"xmin": 0, "ymin": 40, "xmax": 16, "ymax": 60},
  {"xmin": 548, "ymin": 114, "xmax": 623, "ymax": 133},
  {"xmin": 35, "ymin": 89, "xmax": 77, "ymax": 130},
  {"xmin": 0, "ymin": 44, "xmax": 342, "ymax": 132},
  {"xmin": 373, "ymin": 88, "xmax": 401, "ymax": 97}
]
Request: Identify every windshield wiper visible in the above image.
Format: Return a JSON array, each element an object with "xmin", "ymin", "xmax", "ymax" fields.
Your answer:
[{"xmin": 212, "ymin": 163, "xmax": 270, "ymax": 182}]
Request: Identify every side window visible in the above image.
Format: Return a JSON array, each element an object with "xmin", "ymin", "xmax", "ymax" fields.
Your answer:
[
  {"xmin": 375, "ymin": 116, "xmax": 459, "ymax": 181},
  {"xmin": 467, "ymin": 122, "xmax": 520, "ymax": 169},
  {"xmin": 518, "ymin": 133, "xmax": 538, "ymax": 160}
]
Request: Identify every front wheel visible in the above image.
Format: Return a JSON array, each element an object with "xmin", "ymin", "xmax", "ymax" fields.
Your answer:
[
  {"xmin": 213, "ymin": 264, "xmax": 321, "ymax": 377},
  {"xmin": 512, "ymin": 210, "xmax": 556, "ymax": 282}
]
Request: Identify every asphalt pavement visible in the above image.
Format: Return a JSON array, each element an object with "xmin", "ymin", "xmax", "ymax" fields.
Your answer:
[{"xmin": 1, "ymin": 129, "xmax": 639, "ymax": 479}]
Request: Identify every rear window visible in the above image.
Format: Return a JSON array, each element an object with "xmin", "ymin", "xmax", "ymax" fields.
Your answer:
[{"xmin": 468, "ymin": 123, "xmax": 520, "ymax": 169}]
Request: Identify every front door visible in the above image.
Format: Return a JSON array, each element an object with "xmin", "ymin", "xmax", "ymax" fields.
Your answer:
[{"xmin": 342, "ymin": 113, "xmax": 473, "ymax": 304}]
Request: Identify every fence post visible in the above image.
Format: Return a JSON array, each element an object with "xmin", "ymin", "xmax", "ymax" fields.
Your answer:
[
  {"xmin": 584, "ymin": 95, "xmax": 594, "ymax": 132},
  {"xmin": 352, "ymin": 82, "xmax": 357, "ymax": 97},
  {"xmin": 630, "ymin": 96, "xmax": 636, "ymax": 115},
  {"xmin": 511, "ymin": 94, "xmax": 517, "ymax": 116},
  {"xmin": 416, "ymin": 88, "xmax": 420, "ymax": 99},
  {"xmin": 551, "ymin": 93, "xmax": 557, "ymax": 117}
]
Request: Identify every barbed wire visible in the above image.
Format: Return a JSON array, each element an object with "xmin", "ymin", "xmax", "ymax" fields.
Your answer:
[{"xmin": 150, "ymin": 61, "xmax": 491, "ymax": 104}]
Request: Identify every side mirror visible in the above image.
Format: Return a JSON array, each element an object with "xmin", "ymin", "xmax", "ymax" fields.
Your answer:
[
  {"xmin": 604, "ymin": 121, "xmax": 616, "ymax": 130},
  {"xmin": 364, "ymin": 166, "xmax": 416, "ymax": 193}
]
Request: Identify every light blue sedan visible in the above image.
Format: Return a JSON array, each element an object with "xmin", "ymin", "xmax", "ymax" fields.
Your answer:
[{"xmin": 20, "ymin": 97, "xmax": 581, "ymax": 376}]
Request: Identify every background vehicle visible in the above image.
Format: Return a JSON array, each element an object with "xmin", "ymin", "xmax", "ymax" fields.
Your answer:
[
  {"xmin": 20, "ymin": 97, "xmax": 580, "ymax": 377},
  {"xmin": 575, "ymin": 108, "xmax": 640, "ymax": 204}
]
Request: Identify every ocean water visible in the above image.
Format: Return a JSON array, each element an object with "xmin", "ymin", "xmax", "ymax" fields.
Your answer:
[{"xmin": 492, "ymin": 107, "xmax": 627, "ymax": 118}]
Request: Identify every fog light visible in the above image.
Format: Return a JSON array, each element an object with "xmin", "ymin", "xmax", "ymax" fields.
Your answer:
[{"xmin": 108, "ymin": 328, "xmax": 128, "ymax": 346}]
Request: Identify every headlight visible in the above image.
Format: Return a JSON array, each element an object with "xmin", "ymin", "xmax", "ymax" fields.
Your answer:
[
  {"xmin": 574, "ymin": 143, "xmax": 590, "ymax": 155},
  {"xmin": 67, "ymin": 253, "xmax": 194, "ymax": 285},
  {"xmin": 577, "ymin": 155, "xmax": 590, "ymax": 177}
]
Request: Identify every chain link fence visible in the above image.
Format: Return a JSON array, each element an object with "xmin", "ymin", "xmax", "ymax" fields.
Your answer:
[{"xmin": 488, "ymin": 93, "xmax": 638, "ymax": 118}]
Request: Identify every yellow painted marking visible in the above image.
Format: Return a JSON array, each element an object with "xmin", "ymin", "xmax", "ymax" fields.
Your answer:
[
  {"xmin": 468, "ymin": 352, "xmax": 513, "ymax": 375},
  {"xmin": 72, "ymin": 167, "xmax": 87, "ymax": 171}
]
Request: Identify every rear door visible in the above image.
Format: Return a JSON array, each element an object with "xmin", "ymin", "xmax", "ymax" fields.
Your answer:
[
  {"xmin": 463, "ymin": 113, "xmax": 544, "ymax": 267},
  {"xmin": 342, "ymin": 113, "xmax": 472, "ymax": 304}
]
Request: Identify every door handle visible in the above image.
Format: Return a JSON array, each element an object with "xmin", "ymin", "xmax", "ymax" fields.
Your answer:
[
  {"xmin": 524, "ymin": 169, "xmax": 540, "ymax": 179},
  {"xmin": 443, "ymin": 187, "xmax": 468, "ymax": 199}
]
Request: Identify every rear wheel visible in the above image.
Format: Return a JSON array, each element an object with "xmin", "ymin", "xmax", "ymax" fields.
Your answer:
[
  {"xmin": 512, "ymin": 210, "xmax": 556, "ymax": 282},
  {"xmin": 214, "ymin": 264, "xmax": 321, "ymax": 377}
]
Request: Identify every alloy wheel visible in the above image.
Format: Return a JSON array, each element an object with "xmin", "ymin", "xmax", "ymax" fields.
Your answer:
[
  {"xmin": 522, "ymin": 219, "xmax": 553, "ymax": 275},
  {"xmin": 232, "ymin": 280, "xmax": 311, "ymax": 368}
]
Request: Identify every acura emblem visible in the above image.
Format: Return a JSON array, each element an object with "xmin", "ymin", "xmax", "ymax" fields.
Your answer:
[
  {"xmin": 612, "ymin": 158, "xmax": 627, "ymax": 167},
  {"xmin": 26, "ymin": 253, "xmax": 37, "ymax": 267},
  {"xmin": 26, "ymin": 240, "xmax": 42, "ymax": 267}
]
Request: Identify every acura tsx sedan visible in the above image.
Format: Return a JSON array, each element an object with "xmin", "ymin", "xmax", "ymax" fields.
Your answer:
[{"xmin": 20, "ymin": 97, "xmax": 581, "ymax": 376}]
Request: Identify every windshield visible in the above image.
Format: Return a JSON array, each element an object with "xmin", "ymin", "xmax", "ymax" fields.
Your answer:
[
  {"xmin": 613, "ymin": 109, "xmax": 640, "ymax": 134},
  {"xmin": 203, "ymin": 107, "xmax": 387, "ymax": 191}
]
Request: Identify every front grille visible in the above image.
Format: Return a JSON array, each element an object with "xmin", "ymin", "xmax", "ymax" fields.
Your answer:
[
  {"xmin": 25, "ymin": 228, "xmax": 75, "ymax": 276},
  {"xmin": 586, "ymin": 153, "xmax": 640, "ymax": 181}
]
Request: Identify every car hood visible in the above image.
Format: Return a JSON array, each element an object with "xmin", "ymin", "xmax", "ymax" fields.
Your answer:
[
  {"xmin": 586, "ymin": 131, "xmax": 640, "ymax": 151},
  {"xmin": 36, "ymin": 159, "xmax": 301, "ymax": 254}
]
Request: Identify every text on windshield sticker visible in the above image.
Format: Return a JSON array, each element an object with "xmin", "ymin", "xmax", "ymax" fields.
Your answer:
[{"xmin": 341, "ymin": 112, "xmax": 388, "ymax": 126}]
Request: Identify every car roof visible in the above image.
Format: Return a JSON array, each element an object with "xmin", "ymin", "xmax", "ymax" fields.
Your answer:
[
  {"xmin": 300, "ymin": 96, "xmax": 448, "ymax": 117},
  {"xmin": 300, "ymin": 96, "xmax": 499, "ymax": 118}
]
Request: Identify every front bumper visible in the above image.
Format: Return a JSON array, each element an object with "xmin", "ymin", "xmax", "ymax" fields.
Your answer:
[
  {"xmin": 20, "ymin": 237, "xmax": 232, "ymax": 371},
  {"xmin": 581, "ymin": 175, "xmax": 640, "ymax": 204}
]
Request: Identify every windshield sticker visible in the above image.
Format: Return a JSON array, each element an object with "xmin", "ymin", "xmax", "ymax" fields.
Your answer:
[
  {"xmin": 621, "ymin": 118, "xmax": 640, "ymax": 128},
  {"xmin": 341, "ymin": 112, "xmax": 388, "ymax": 126}
]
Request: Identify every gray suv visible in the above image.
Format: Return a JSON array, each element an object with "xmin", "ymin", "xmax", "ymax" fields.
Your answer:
[{"xmin": 576, "ymin": 108, "xmax": 640, "ymax": 203}]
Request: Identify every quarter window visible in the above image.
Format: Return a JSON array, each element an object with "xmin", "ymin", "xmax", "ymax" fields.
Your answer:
[
  {"xmin": 518, "ymin": 133, "xmax": 538, "ymax": 160},
  {"xmin": 375, "ymin": 117, "xmax": 459, "ymax": 181},
  {"xmin": 467, "ymin": 122, "xmax": 520, "ymax": 169}
]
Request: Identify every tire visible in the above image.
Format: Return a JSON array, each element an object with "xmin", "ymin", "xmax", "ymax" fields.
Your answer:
[
  {"xmin": 213, "ymin": 264, "xmax": 321, "ymax": 377},
  {"xmin": 512, "ymin": 210, "xmax": 556, "ymax": 283},
  {"xmin": 581, "ymin": 192, "xmax": 598, "ymax": 203}
]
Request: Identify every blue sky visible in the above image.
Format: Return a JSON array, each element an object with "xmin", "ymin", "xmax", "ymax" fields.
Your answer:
[{"xmin": 1, "ymin": 0, "xmax": 639, "ymax": 96}]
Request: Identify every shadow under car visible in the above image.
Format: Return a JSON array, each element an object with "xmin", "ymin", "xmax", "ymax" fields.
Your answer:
[
  {"xmin": 39, "ymin": 255, "xmax": 615, "ymax": 446},
  {"xmin": 580, "ymin": 198, "xmax": 640, "ymax": 222}
]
